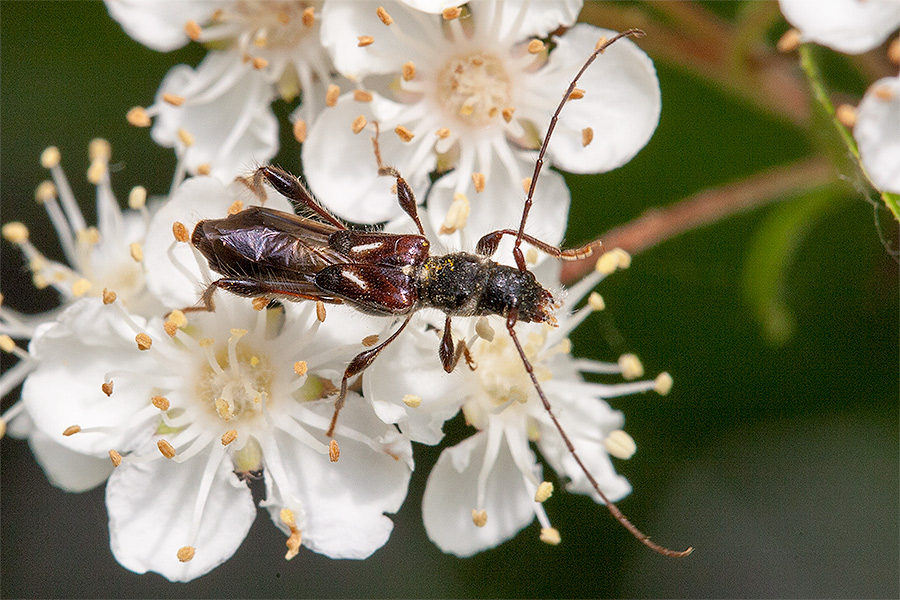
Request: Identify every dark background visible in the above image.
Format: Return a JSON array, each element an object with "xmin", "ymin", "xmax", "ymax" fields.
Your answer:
[{"xmin": 2, "ymin": 2, "xmax": 897, "ymax": 597}]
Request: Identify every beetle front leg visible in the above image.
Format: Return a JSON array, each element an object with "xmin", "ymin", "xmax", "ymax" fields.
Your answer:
[
  {"xmin": 438, "ymin": 316, "xmax": 476, "ymax": 373},
  {"xmin": 370, "ymin": 123, "xmax": 425, "ymax": 236}
]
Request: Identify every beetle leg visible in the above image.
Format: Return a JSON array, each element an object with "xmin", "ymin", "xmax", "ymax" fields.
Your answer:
[
  {"xmin": 370, "ymin": 123, "xmax": 425, "ymax": 236},
  {"xmin": 327, "ymin": 314, "xmax": 414, "ymax": 437},
  {"xmin": 438, "ymin": 316, "xmax": 476, "ymax": 372}
]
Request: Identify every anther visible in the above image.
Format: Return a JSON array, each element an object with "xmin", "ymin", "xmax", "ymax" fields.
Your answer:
[
  {"xmin": 475, "ymin": 317, "xmax": 495, "ymax": 342},
  {"xmin": 402, "ymin": 394, "xmax": 422, "ymax": 408},
  {"xmin": 215, "ymin": 398, "xmax": 234, "ymax": 420},
  {"xmin": 252, "ymin": 56, "xmax": 268, "ymax": 70},
  {"xmin": 326, "ymin": 84, "xmax": 340, "ymax": 107},
  {"xmin": 78, "ymin": 227, "xmax": 100, "ymax": 245},
  {"xmin": 540, "ymin": 527, "xmax": 561, "ymax": 545},
  {"xmin": 402, "ymin": 61, "xmax": 416, "ymax": 81},
  {"xmin": 0, "ymin": 419, "xmax": 5, "ymax": 440},
  {"xmin": 162, "ymin": 93, "xmax": 185, "ymax": 107},
  {"xmin": 252, "ymin": 297, "xmax": 269, "ymax": 311},
  {"xmin": 135, "ymin": 333, "xmax": 152, "ymax": 351},
  {"xmin": 595, "ymin": 36, "xmax": 609, "ymax": 51},
  {"xmin": 293, "ymin": 361, "xmax": 308, "ymax": 376},
  {"xmin": 362, "ymin": 334, "xmax": 379, "ymax": 347},
  {"xmin": 302, "ymin": 6, "xmax": 315, "ymax": 27},
  {"xmin": 164, "ymin": 321, "xmax": 176, "ymax": 337},
  {"xmin": 221, "ymin": 430, "xmax": 238, "ymax": 446},
  {"xmin": 873, "ymin": 84, "xmax": 894, "ymax": 101},
  {"xmin": 329, "ymin": 439, "xmax": 340, "ymax": 462},
  {"xmin": 443, "ymin": 6, "xmax": 462, "ymax": 20},
  {"xmin": 35, "ymin": 180, "xmax": 57, "ymax": 203},
  {"xmin": 0, "ymin": 335, "xmax": 15, "ymax": 353},
  {"xmin": 40, "ymin": 146, "xmax": 62, "ymax": 168},
  {"xmin": 618, "ymin": 353, "xmax": 643, "ymax": 379},
  {"xmin": 126, "ymin": 106, "xmax": 152, "ymax": 127},
  {"xmin": 63, "ymin": 425, "xmax": 81, "ymax": 437},
  {"xmin": 521, "ymin": 177, "xmax": 532, "ymax": 193},
  {"xmin": 604, "ymin": 429, "xmax": 637, "ymax": 459},
  {"xmin": 128, "ymin": 186, "xmax": 147, "ymax": 210},
  {"xmin": 280, "ymin": 507, "xmax": 297, "ymax": 528},
  {"xmin": 614, "ymin": 248, "xmax": 632, "ymax": 269},
  {"xmin": 168, "ymin": 309, "xmax": 187, "ymax": 329},
  {"xmin": 89, "ymin": 138, "xmax": 111, "ymax": 161},
  {"xmin": 2, "ymin": 222, "xmax": 28, "ymax": 244},
  {"xmin": 439, "ymin": 192, "xmax": 470, "ymax": 234},
  {"xmin": 471, "ymin": 172, "xmax": 485, "ymax": 193},
  {"xmin": 353, "ymin": 89, "xmax": 373, "ymax": 102},
  {"xmin": 836, "ymin": 104, "xmax": 857, "ymax": 128},
  {"xmin": 889, "ymin": 38, "xmax": 900, "ymax": 64},
  {"xmin": 525, "ymin": 248, "xmax": 538, "ymax": 265},
  {"xmin": 582, "ymin": 127, "xmax": 594, "ymax": 147},
  {"xmin": 357, "ymin": 35, "xmax": 374, "ymax": 47},
  {"xmin": 177, "ymin": 128, "xmax": 195, "ymax": 147},
  {"xmin": 595, "ymin": 251, "xmax": 619, "ymax": 275},
  {"xmin": 196, "ymin": 164, "xmax": 211, "ymax": 176},
  {"xmin": 281, "ymin": 508, "xmax": 302, "ymax": 560},
  {"xmin": 172, "ymin": 221, "xmax": 189, "ymax": 242},
  {"xmin": 130, "ymin": 242, "xmax": 144, "ymax": 263},
  {"xmin": 376, "ymin": 6, "xmax": 393, "ymax": 25},
  {"xmin": 394, "ymin": 125, "xmax": 415, "ymax": 142},
  {"xmin": 588, "ymin": 292, "xmax": 605, "ymax": 311},
  {"xmin": 184, "ymin": 19, "xmax": 203, "ymax": 41},
  {"xmin": 177, "ymin": 546, "xmax": 195, "ymax": 562},
  {"xmin": 109, "ymin": 449, "xmax": 123, "ymax": 467},
  {"xmin": 158, "ymin": 439, "xmax": 176, "ymax": 458},
  {"xmin": 72, "ymin": 278, "xmax": 92, "ymax": 297},
  {"xmin": 151, "ymin": 395, "xmax": 170, "ymax": 411},
  {"xmin": 471, "ymin": 509, "xmax": 488, "ymax": 527},
  {"xmin": 316, "ymin": 300, "xmax": 327, "ymax": 322},
  {"xmin": 352, "ymin": 115, "xmax": 368, "ymax": 134},
  {"xmin": 528, "ymin": 39, "xmax": 545, "ymax": 54},
  {"xmin": 293, "ymin": 118, "xmax": 307, "ymax": 143},
  {"xmin": 227, "ymin": 200, "xmax": 244, "ymax": 215},
  {"xmin": 101, "ymin": 381, "xmax": 114, "ymax": 396},
  {"xmin": 501, "ymin": 107, "xmax": 515, "ymax": 123},
  {"xmin": 86, "ymin": 160, "xmax": 107, "ymax": 185},
  {"xmin": 654, "ymin": 372, "xmax": 674, "ymax": 395},
  {"xmin": 435, "ymin": 127, "xmax": 450, "ymax": 139},
  {"xmin": 535, "ymin": 481, "xmax": 554, "ymax": 502},
  {"xmin": 568, "ymin": 88, "xmax": 586, "ymax": 101},
  {"xmin": 776, "ymin": 28, "xmax": 802, "ymax": 53}
]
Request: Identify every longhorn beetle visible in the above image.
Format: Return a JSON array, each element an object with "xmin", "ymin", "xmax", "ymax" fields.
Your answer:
[{"xmin": 190, "ymin": 29, "xmax": 691, "ymax": 558}]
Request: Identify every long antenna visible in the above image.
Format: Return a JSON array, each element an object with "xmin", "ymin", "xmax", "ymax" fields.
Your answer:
[{"xmin": 511, "ymin": 29, "xmax": 645, "ymax": 273}]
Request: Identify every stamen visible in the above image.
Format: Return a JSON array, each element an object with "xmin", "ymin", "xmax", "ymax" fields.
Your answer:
[
  {"xmin": 471, "ymin": 172, "xmax": 485, "ymax": 193},
  {"xmin": 439, "ymin": 192, "xmax": 470, "ymax": 234},
  {"xmin": 534, "ymin": 481, "xmax": 554, "ymax": 502},
  {"xmin": 443, "ymin": 7, "xmax": 462, "ymax": 20},
  {"xmin": 502, "ymin": 107, "xmax": 515, "ymax": 123},
  {"xmin": 177, "ymin": 546, "xmax": 195, "ymax": 562},
  {"xmin": 402, "ymin": 394, "xmax": 422, "ymax": 408},
  {"xmin": 301, "ymin": 6, "xmax": 315, "ymax": 28},
  {"xmin": 101, "ymin": 381, "xmax": 114, "ymax": 396},
  {"xmin": 594, "ymin": 251, "xmax": 619, "ymax": 275},
  {"xmin": 617, "ymin": 353, "xmax": 643, "ymax": 379},
  {"xmin": 654, "ymin": 372, "xmax": 674, "ymax": 395},
  {"xmin": 329, "ymin": 439, "xmax": 340, "ymax": 462},
  {"xmin": 162, "ymin": 93, "xmax": 186, "ymax": 107},
  {"xmin": 326, "ymin": 84, "xmax": 340, "ymax": 107},
  {"xmin": 177, "ymin": 128, "xmax": 195, "ymax": 147},
  {"xmin": 63, "ymin": 425, "xmax": 81, "ymax": 436},
  {"xmin": 471, "ymin": 509, "xmax": 487, "ymax": 527},
  {"xmin": 252, "ymin": 57, "xmax": 268, "ymax": 70},
  {"xmin": 126, "ymin": 106, "xmax": 152, "ymax": 127},
  {"xmin": 152, "ymin": 395, "xmax": 170, "ymax": 411},
  {"xmin": 540, "ymin": 527, "xmax": 561, "ymax": 545},
  {"xmin": 172, "ymin": 221, "xmax": 189, "ymax": 242},
  {"xmin": 221, "ymin": 429, "xmax": 238, "ymax": 445},
  {"xmin": 357, "ymin": 35, "xmax": 374, "ymax": 47},
  {"xmin": 376, "ymin": 6, "xmax": 393, "ymax": 25},
  {"xmin": 527, "ymin": 39, "xmax": 544, "ymax": 54},
  {"xmin": 293, "ymin": 361, "xmax": 308, "ymax": 376},
  {"xmin": 129, "ymin": 242, "xmax": 144, "ymax": 263},
  {"xmin": 353, "ymin": 89, "xmax": 373, "ymax": 102},
  {"xmin": 352, "ymin": 115, "xmax": 368, "ymax": 134},
  {"xmin": 604, "ymin": 429, "xmax": 637, "ymax": 459},
  {"xmin": 135, "ymin": 333, "xmax": 153, "ymax": 351},
  {"xmin": 128, "ymin": 186, "xmax": 147, "ymax": 210},
  {"xmin": 836, "ymin": 104, "xmax": 857, "ymax": 128},
  {"xmin": 435, "ymin": 127, "xmax": 450, "ymax": 139},
  {"xmin": 40, "ymin": 146, "xmax": 61, "ymax": 168},
  {"xmin": 588, "ymin": 292, "xmax": 605, "ymax": 311},
  {"xmin": 227, "ymin": 199, "xmax": 244, "ymax": 214},
  {"xmin": 2, "ymin": 222, "xmax": 28, "ymax": 244},
  {"xmin": 582, "ymin": 127, "xmax": 594, "ymax": 147},
  {"xmin": 315, "ymin": 301, "xmax": 327, "ymax": 322},
  {"xmin": 394, "ymin": 125, "xmax": 415, "ymax": 142},
  {"xmin": 72, "ymin": 278, "xmax": 92, "ymax": 297},
  {"xmin": 168, "ymin": 309, "xmax": 188, "ymax": 329},
  {"xmin": 293, "ymin": 118, "xmax": 307, "ymax": 143},
  {"xmin": 184, "ymin": 20, "xmax": 203, "ymax": 41},
  {"xmin": 402, "ymin": 61, "xmax": 416, "ymax": 81},
  {"xmin": 776, "ymin": 28, "xmax": 802, "ymax": 53},
  {"xmin": 109, "ymin": 449, "xmax": 123, "ymax": 467},
  {"xmin": 280, "ymin": 508, "xmax": 302, "ymax": 560},
  {"xmin": 157, "ymin": 439, "xmax": 177, "ymax": 458}
]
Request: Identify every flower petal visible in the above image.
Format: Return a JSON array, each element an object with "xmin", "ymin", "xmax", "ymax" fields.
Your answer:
[
  {"xmin": 474, "ymin": 0, "xmax": 583, "ymax": 41},
  {"xmin": 28, "ymin": 429, "xmax": 114, "ymax": 492},
  {"xmin": 538, "ymin": 24, "xmax": 661, "ymax": 174},
  {"xmin": 855, "ymin": 76, "xmax": 900, "ymax": 194},
  {"xmin": 105, "ymin": 0, "xmax": 220, "ymax": 52},
  {"xmin": 779, "ymin": 0, "xmax": 900, "ymax": 54},
  {"xmin": 106, "ymin": 446, "xmax": 255, "ymax": 582}
]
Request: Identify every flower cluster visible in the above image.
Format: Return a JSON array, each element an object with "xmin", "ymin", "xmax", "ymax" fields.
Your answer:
[
  {"xmin": 2, "ymin": 0, "xmax": 672, "ymax": 582},
  {"xmin": 779, "ymin": 0, "xmax": 900, "ymax": 194}
]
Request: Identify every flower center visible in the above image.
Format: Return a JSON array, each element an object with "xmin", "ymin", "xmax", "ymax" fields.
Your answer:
[
  {"xmin": 228, "ymin": 0, "xmax": 317, "ymax": 49},
  {"xmin": 435, "ymin": 52, "xmax": 512, "ymax": 128},
  {"xmin": 196, "ymin": 333, "xmax": 274, "ymax": 423}
]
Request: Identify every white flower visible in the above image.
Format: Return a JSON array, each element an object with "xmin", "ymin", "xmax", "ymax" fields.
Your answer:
[
  {"xmin": 108, "ymin": 0, "xmax": 337, "ymax": 180},
  {"xmin": 304, "ymin": 0, "xmax": 660, "ymax": 245},
  {"xmin": 778, "ymin": 0, "xmax": 900, "ymax": 54},
  {"xmin": 365, "ymin": 250, "xmax": 672, "ymax": 555},
  {"xmin": 854, "ymin": 76, "xmax": 900, "ymax": 194}
]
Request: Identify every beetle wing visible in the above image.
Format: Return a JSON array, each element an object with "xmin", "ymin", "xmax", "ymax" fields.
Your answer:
[{"xmin": 315, "ymin": 264, "xmax": 418, "ymax": 315}]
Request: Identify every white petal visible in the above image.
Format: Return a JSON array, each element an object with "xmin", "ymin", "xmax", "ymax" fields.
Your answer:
[
  {"xmin": 142, "ymin": 176, "xmax": 293, "ymax": 309},
  {"xmin": 262, "ymin": 398, "xmax": 412, "ymax": 559},
  {"xmin": 473, "ymin": 0, "xmax": 583, "ymax": 41},
  {"xmin": 104, "ymin": 0, "xmax": 222, "ymax": 51},
  {"xmin": 106, "ymin": 447, "xmax": 255, "ymax": 582},
  {"xmin": 28, "ymin": 430, "xmax": 114, "ymax": 492},
  {"xmin": 151, "ymin": 52, "xmax": 279, "ymax": 181},
  {"xmin": 779, "ymin": 0, "xmax": 900, "ymax": 54},
  {"xmin": 538, "ymin": 24, "xmax": 661, "ymax": 174},
  {"xmin": 321, "ymin": 0, "xmax": 440, "ymax": 79},
  {"xmin": 397, "ymin": 0, "xmax": 463, "ymax": 13},
  {"xmin": 422, "ymin": 429, "xmax": 536, "ymax": 556},
  {"xmin": 303, "ymin": 93, "xmax": 416, "ymax": 223},
  {"xmin": 855, "ymin": 77, "xmax": 900, "ymax": 194}
]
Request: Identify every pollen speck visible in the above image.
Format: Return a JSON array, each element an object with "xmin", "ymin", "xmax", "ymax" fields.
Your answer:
[
  {"xmin": 471, "ymin": 509, "xmax": 488, "ymax": 527},
  {"xmin": 568, "ymin": 88, "xmax": 585, "ymax": 101},
  {"xmin": 595, "ymin": 36, "xmax": 609, "ymax": 51},
  {"xmin": 582, "ymin": 127, "xmax": 594, "ymax": 147},
  {"xmin": 177, "ymin": 546, "xmax": 195, "ymax": 562},
  {"xmin": 158, "ymin": 439, "xmax": 176, "ymax": 459},
  {"xmin": 135, "ymin": 333, "xmax": 153, "ymax": 351},
  {"xmin": 63, "ymin": 425, "xmax": 81, "ymax": 436},
  {"xmin": 252, "ymin": 56, "xmax": 268, "ymax": 70},
  {"xmin": 329, "ymin": 439, "xmax": 340, "ymax": 462},
  {"xmin": 216, "ymin": 398, "xmax": 235, "ymax": 420}
]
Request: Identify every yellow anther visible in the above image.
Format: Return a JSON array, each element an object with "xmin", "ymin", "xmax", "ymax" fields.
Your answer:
[
  {"xmin": 79, "ymin": 227, "xmax": 100, "ymax": 245},
  {"xmin": 352, "ymin": 114, "xmax": 368, "ymax": 134},
  {"xmin": 63, "ymin": 425, "xmax": 82, "ymax": 436},
  {"xmin": 442, "ymin": 6, "xmax": 462, "ymax": 19},
  {"xmin": 475, "ymin": 317, "xmax": 495, "ymax": 342},
  {"xmin": 177, "ymin": 128, "xmax": 194, "ymax": 147},
  {"xmin": 889, "ymin": 37, "xmax": 900, "ymax": 64},
  {"xmin": 618, "ymin": 353, "xmax": 643, "ymax": 379},
  {"xmin": 376, "ymin": 6, "xmax": 393, "ymax": 25},
  {"xmin": 521, "ymin": 177, "xmax": 532, "ymax": 193},
  {"xmin": 394, "ymin": 125, "xmax": 415, "ymax": 142},
  {"xmin": 535, "ymin": 481, "xmax": 554, "ymax": 503},
  {"xmin": 402, "ymin": 61, "xmax": 416, "ymax": 81},
  {"xmin": 162, "ymin": 92, "xmax": 185, "ymax": 107},
  {"xmin": 776, "ymin": 28, "xmax": 802, "ymax": 53},
  {"xmin": 362, "ymin": 334, "xmax": 379, "ymax": 347},
  {"xmin": 525, "ymin": 248, "xmax": 538, "ymax": 265},
  {"xmin": 252, "ymin": 296, "xmax": 269, "ymax": 311},
  {"xmin": 109, "ymin": 449, "xmax": 123, "ymax": 467},
  {"xmin": 873, "ymin": 84, "xmax": 895, "ymax": 101},
  {"xmin": 614, "ymin": 248, "xmax": 632, "ymax": 269},
  {"xmin": 836, "ymin": 104, "xmax": 857, "ymax": 128},
  {"xmin": 595, "ymin": 36, "xmax": 609, "ymax": 51},
  {"xmin": 252, "ymin": 56, "xmax": 268, "ymax": 70},
  {"xmin": 176, "ymin": 546, "xmax": 195, "ymax": 562},
  {"xmin": 230, "ymin": 328, "xmax": 247, "ymax": 339},
  {"xmin": 2, "ymin": 222, "xmax": 29, "ymax": 244},
  {"xmin": 280, "ymin": 507, "xmax": 297, "ymax": 528},
  {"xmin": 196, "ymin": 163, "xmax": 211, "ymax": 176},
  {"xmin": 654, "ymin": 372, "xmax": 674, "ymax": 395},
  {"xmin": 540, "ymin": 527, "xmax": 561, "ymax": 545},
  {"xmin": 588, "ymin": 292, "xmax": 605, "ymax": 311},
  {"xmin": 402, "ymin": 394, "xmax": 422, "ymax": 408},
  {"xmin": 35, "ymin": 180, "xmax": 57, "ymax": 203},
  {"xmin": 357, "ymin": 35, "xmax": 374, "ymax": 47},
  {"xmin": 471, "ymin": 172, "xmax": 485, "ymax": 193},
  {"xmin": 471, "ymin": 509, "xmax": 487, "ymax": 527},
  {"xmin": 326, "ymin": 83, "xmax": 340, "ymax": 107},
  {"xmin": 227, "ymin": 199, "xmax": 244, "ymax": 215},
  {"xmin": 250, "ymin": 356, "xmax": 259, "ymax": 366},
  {"xmin": 215, "ymin": 398, "xmax": 234, "ymax": 420},
  {"xmin": 301, "ymin": 6, "xmax": 315, "ymax": 27},
  {"xmin": 604, "ymin": 429, "xmax": 637, "ymax": 459},
  {"xmin": 316, "ymin": 300, "xmax": 327, "ymax": 322},
  {"xmin": 86, "ymin": 160, "xmax": 107, "ymax": 184},
  {"xmin": 151, "ymin": 395, "xmax": 170, "ymax": 411},
  {"xmin": 135, "ymin": 333, "xmax": 153, "ymax": 351},
  {"xmin": 439, "ymin": 193, "xmax": 470, "ymax": 235},
  {"xmin": 184, "ymin": 19, "xmax": 203, "ymax": 41},
  {"xmin": 0, "ymin": 335, "xmax": 15, "ymax": 353},
  {"xmin": 198, "ymin": 338, "xmax": 215, "ymax": 347},
  {"xmin": 128, "ymin": 186, "xmax": 147, "ymax": 210},
  {"xmin": 72, "ymin": 278, "xmax": 92, "ymax": 297},
  {"xmin": 501, "ymin": 107, "xmax": 515, "ymax": 123},
  {"xmin": 293, "ymin": 361, "xmax": 308, "ymax": 376},
  {"xmin": 285, "ymin": 530, "xmax": 302, "ymax": 560},
  {"xmin": 527, "ymin": 39, "xmax": 544, "ymax": 54},
  {"xmin": 101, "ymin": 381, "xmax": 114, "ymax": 396},
  {"xmin": 353, "ymin": 89, "xmax": 373, "ymax": 102},
  {"xmin": 329, "ymin": 439, "xmax": 340, "ymax": 462},
  {"xmin": 89, "ymin": 138, "xmax": 111, "ymax": 162},
  {"xmin": 172, "ymin": 221, "xmax": 189, "ymax": 242},
  {"xmin": 168, "ymin": 309, "xmax": 188, "ymax": 328},
  {"xmin": 41, "ymin": 146, "xmax": 62, "ymax": 168},
  {"xmin": 568, "ymin": 88, "xmax": 585, "ymax": 100},
  {"xmin": 595, "ymin": 251, "xmax": 619, "ymax": 275},
  {"xmin": 293, "ymin": 118, "xmax": 307, "ymax": 143},
  {"xmin": 435, "ymin": 127, "xmax": 450, "ymax": 139},
  {"xmin": 221, "ymin": 429, "xmax": 238, "ymax": 446},
  {"xmin": 126, "ymin": 106, "xmax": 152, "ymax": 127},
  {"xmin": 582, "ymin": 127, "xmax": 594, "ymax": 147},
  {"xmin": 129, "ymin": 242, "xmax": 144, "ymax": 263},
  {"xmin": 0, "ymin": 418, "xmax": 5, "ymax": 439}
]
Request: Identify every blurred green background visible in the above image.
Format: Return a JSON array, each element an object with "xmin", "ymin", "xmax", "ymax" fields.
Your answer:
[{"xmin": 2, "ymin": 2, "xmax": 897, "ymax": 597}]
